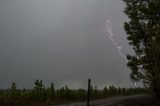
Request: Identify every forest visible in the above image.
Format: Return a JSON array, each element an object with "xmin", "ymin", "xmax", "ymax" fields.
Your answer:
[{"xmin": 0, "ymin": 79, "xmax": 148, "ymax": 105}]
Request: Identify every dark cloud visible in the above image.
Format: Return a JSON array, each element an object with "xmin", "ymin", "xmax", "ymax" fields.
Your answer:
[{"xmin": 0, "ymin": 0, "xmax": 135, "ymax": 89}]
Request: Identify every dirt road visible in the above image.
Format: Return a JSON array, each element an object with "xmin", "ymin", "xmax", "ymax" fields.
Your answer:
[{"xmin": 58, "ymin": 94, "xmax": 151, "ymax": 106}]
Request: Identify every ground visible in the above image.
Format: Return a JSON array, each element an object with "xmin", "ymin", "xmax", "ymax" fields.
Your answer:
[
  {"xmin": 0, "ymin": 94, "xmax": 157, "ymax": 106},
  {"xmin": 58, "ymin": 95, "xmax": 154, "ymax": 106}
]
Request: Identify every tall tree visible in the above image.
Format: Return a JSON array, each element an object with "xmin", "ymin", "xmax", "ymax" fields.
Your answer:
[
  {"xmin": 33, "ymin": 79, "xmax": 45, "ymax": 99},
  {"xmin": 46, "ymin": 82, "xmax": 55, "ymax": 100},
  {"xmin": 123, "ymin": 0, "xmax": 160, "ymax": 101},
  {"xmin": 10, "ymin": 82, "xmax": 17, "ymax": 97}
]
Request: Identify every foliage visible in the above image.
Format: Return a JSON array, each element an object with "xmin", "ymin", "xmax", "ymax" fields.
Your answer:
[
  {"xmin": 32, "ymin": 79, "xmax": 46, "ymax": 99},
  {"xmin": 123, "ymin": 0, "xmax": 160, "ymax": 101},
  {"xmin": 46, "ymin": 82, "xmax": 55, "ymax": 100},
  {"xmin": 9, "ymin": 82, "xmax": 20, "ymax": 97},
  {"xmin": 0, "ymin": 80, "xmax": 148, "ymax": 105}
]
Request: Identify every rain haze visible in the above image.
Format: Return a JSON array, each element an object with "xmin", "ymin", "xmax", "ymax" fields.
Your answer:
[{"xmin": 0, "ymin": 0, "xmax": 135, "ymax": 89}]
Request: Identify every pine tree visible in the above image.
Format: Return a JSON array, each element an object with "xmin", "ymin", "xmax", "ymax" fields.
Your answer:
[
  {"xmin": 123, "ymin": 0, "xmax": 160, "ymax": 101},
  {"xmin": 10, "ymin": 82, "xmax": 17, "ymax": 97},
  {"xmin": 103, "ymin": 87, "xmax": 108, "ymax": 96},
  {"xmin": 93, "ymin": 86, "xmax": 98, "ymax": 98},
  {"xmin": 50, "ymin": 82, "xmax": 55, "ymax": 98},
  {"xmin": 33, "ymin": 79, "xmax": 45, "ymax": 99},
  {"xmin": 46, "ymin": 82, "xmax": 55, "ymax": 100}
]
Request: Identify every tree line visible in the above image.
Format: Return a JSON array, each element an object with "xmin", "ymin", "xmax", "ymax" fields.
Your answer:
[{"xmin": 0, "ymin": 79, "xmax": 148, "ymax": 105}]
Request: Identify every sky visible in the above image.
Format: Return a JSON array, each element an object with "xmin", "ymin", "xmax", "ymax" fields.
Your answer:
[{"xmin": 0, "ymin": 0, "xmax": 135, "ymax": 89}]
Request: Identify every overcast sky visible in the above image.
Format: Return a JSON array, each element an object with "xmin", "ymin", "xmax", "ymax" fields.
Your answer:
[{"xmin": 0, "ymin": 0, "xmax": 136, "ymax": 89}]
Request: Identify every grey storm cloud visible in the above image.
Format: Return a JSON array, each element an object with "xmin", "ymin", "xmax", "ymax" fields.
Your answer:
[{"xmin": 0, "ymin": 0, "xmax": 135, "ymax": 89}]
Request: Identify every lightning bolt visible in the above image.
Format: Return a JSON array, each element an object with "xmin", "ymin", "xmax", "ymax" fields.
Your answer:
[
  {"xmin": 105, "ymin": 19, "xmax": 128, "ymax": 62},
  {"xmin": 105, "ymin": 20, "xmax": 138, "ymax": 86}
]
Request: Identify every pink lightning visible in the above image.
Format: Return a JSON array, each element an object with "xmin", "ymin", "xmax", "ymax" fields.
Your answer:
[
  {"xmin": 105, "ymin": 19, "xmax": 128, "ymax": 62},
  {"xmin": 105, "ymin": 19, "xmax": 138, "ymax": 87}
]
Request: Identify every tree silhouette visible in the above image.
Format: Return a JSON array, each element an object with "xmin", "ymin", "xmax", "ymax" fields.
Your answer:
[
  {"xmin": 123, "ymin": 0, "xmax": 160, "ymax": 101},
  {"xmin": 10, "ymin": 82, "xmax": 18, "ymax": 97},
  {"xmin": 0, "ymin": 80, "xmax": 149, "ymax": 105},
  {"xmin": 33, "ymin": 79, "xmax": 45, "ymax": 99},
  {"xmin": 46, "ymin": 82, "xmax": 55, "ymax": 100}
]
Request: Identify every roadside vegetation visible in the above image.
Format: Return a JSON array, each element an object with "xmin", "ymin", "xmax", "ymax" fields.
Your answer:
[{"xmin": 0, "ymin": 80, "xmax": 148, "ymax": 105}]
